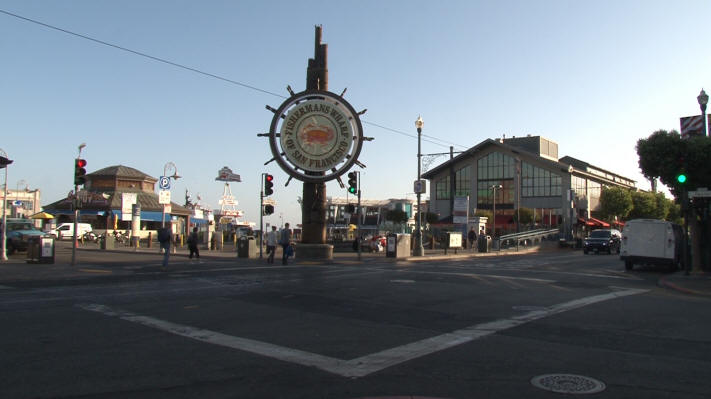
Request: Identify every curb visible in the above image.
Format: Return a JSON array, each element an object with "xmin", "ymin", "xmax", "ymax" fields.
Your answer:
[{"xmin": 658, "ymin": 275, "xmax": 711, "ymax": 297}]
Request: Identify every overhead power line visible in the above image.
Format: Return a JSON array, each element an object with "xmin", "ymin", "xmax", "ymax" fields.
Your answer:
[{"xmin": 0, "ymin": 8, "xmax": 469, "ymax": 150}]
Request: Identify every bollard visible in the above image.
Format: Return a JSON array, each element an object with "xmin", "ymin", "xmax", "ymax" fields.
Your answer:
[{"xmin": 148, "ymin": 232, "xmax": 152, "ymax": 248}]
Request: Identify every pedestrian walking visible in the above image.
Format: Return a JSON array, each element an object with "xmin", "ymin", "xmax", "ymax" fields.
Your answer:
[
  {"xmin": 265, "ymin": 225, "xmax": 278, "ymax": 264},
  {"xmin": 468, "ymin": 227, "xmax": 477, "ymax": 250},
  {"xmin": 157, "ymin": 227, "xmax": 172, "ymax": 268},
  {"xmin": 280, "ymin": 223, "xmax": 292, "ymax": 265},
  {"xmin": 187, "ymin": 227, "xmax": 200, "ymax": 261}
]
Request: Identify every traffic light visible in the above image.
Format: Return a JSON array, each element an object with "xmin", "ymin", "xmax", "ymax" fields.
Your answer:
[
  {"xmin": 346, "ymin": 204, "xmax": 355, "ymax": 213},
  {"xmin": 264, "ymin": 174, "xmax": 274, "ymax": 196},
  {"xmin": 676, "ymin": 173, "xmax": 687, "ymax": 184},
  {"xmin": 74, "ymin": 158, "xmax": 87, "ymax": 186},
  {"xmin": 263, "ymin": 204, "xmax": 274, "ymax": 215},
  {"xmin": 676, "ymin": 154, "xmax": 687, "ymax": 185},
  {"xmin": 347, "ymin": 171, "xmax": 358, "ymax": 194}
]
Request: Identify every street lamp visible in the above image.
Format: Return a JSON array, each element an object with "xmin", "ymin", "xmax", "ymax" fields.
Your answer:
[
  {"xmin": 413, "ymin": 115, "xmax": 425, "ymax": 256},
  {"xmin": 161, "ymin": 162, "xmax": 181, "ymax": 228},
  {"xmin": 698, "ymin": 89, "xmax": 708, "ymax": 136},
  {"xmin": 0, "ymin": 148, "xmax": 12, "ymax": 261},
  {"xmin": 490, "ymin": 184, "xmax": 502, "ymax": 247}
]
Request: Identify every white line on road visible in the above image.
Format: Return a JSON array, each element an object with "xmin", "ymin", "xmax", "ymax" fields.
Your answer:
[{"xmin": 77, "ymin": 287, "xmax": 648, "ymax": 378}]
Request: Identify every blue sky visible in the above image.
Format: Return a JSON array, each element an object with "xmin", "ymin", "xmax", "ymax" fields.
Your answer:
[{"xmin": 1, "ymin": 1, "xmax": 710, "ymax": 226}]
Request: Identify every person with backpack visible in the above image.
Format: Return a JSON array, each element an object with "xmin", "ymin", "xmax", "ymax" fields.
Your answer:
[
  {"xmin": 187, "ymin": 227, "xmax": 200, "ymax": 261},
  {"xmin": 157, "ymin": 227, "xmax": 172, "ymax": 267}
]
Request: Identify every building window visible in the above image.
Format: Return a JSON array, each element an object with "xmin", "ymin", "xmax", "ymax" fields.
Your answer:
[
  {"xmin": 571, "ymin": 175, "xmax": 586, "ymax": 198},
  {"xmin": 477, "ymin": 152, "xmax": 514, "ymax": 208},
  {"xmin": 436, "ymin": 176, "xmax": 450, "ymax": 200},
  {"xmin": 521, "ymin": 162, "xmax": 561, "ymax": 197},
  {"xmin": 455, "ymin": 165, "xmax": 471, "ymax": 197}
]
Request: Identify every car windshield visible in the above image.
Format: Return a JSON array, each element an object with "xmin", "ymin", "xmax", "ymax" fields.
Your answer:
[
  {"xmin": 589, "ymin": 230, "xmax": 611, "ymax": 238},
  {"xmin": 8, "ymin": 222, "xmax": 35, "ymax": 231}
]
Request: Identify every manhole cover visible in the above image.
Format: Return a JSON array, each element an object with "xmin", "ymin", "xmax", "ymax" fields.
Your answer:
[{"xmin": 531, "ymin": 374, "xmax": 606, "ymax": 394}]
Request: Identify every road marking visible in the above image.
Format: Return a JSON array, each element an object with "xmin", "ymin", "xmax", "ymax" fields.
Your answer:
[
  {"xmin": 78, "ymin": 268, "xmax": 112, "ymax": 274},
  {"xmin": 77, "ymin": 287, "xmax": 647, "ymax": 378}
]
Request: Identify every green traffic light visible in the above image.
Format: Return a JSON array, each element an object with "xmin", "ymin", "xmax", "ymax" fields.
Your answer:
[
  {"xmin": 348, "ymin": 187, "xmax": 356, "ymax": 194},
  {"xmin": 677, "ymin": 174, "xmax": 687, "ymax": 184}
]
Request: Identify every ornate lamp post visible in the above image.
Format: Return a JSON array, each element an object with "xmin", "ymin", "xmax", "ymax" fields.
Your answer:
[
  {"xmin": 413, "ymin": 115, "xmax": 425, "ymax": 256},
  {"xmin": 698, "ymin": 89, "xmax": 708, "ymax": 136},
  {"xmin": 491, "ymin": 184, "xmax": 503, "ymax": 247},
  {"xmin": 0, "ymin": 148, "xmax": 12, "ymax": 261},
  {"xmin": 161, "ymin": 162, "xmax": 181, "ymax": 228}
]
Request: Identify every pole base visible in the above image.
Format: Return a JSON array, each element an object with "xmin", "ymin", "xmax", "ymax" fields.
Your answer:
[
  {"xmin": 293, "ymin": 243, "xmax": 333, "ymax": 261},
  {"xmin": 412, "ymin": 246, "xmax": 425, "ymax": 257}
]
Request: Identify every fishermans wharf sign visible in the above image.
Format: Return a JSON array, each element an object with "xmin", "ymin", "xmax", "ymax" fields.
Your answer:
[{"xmin": 265, "ymin": 89, "xmax": 366, "ymax": 184}]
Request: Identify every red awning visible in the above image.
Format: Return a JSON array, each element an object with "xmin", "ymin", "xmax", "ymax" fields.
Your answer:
[{"xmin": 588, "ymin": 217, "xmax": 610, "ymax": 228}]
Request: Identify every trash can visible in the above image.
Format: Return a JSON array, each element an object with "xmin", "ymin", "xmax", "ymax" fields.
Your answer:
[
  {"xmin": 26, "ymin": 236, "xmax": 55, "ymax": 264},
  {"xmin": 386, "ymin": 233, "xmax": 411, "ymax": 258},
  {"xmin": 237, "ymin": 236, "xmax": 258, "ymax": 258},
  {"xmin": 478, "ymin": 235, "xmax": 491, "ymax": 253}
]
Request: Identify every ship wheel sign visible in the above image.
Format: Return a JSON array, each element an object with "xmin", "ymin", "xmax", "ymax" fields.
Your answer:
[{"xmin": 261, "ymin": 88, "xmax": 371, "ymax": 185}]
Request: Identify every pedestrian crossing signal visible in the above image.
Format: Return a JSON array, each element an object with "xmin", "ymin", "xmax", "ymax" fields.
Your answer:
[{"xmin": 263, "ymin": 204, "xmax": 274, "ymax": 215}]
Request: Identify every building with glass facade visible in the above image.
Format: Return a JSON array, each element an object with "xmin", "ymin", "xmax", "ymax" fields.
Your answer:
[{"xmin": 421, "ymin": 136, "xmax": 636, "ymax": 239}]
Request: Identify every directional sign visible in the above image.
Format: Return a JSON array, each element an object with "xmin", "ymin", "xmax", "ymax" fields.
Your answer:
[
  {"xmin": 159, "ymin": 176, "xmax": 171, "ymax": 190},
  {"xmin": 689, "ymin": 188, "xmax": 711, "ymax": 198}
]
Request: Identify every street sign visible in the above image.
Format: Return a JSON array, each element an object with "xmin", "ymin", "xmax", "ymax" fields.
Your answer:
[
  {"xmin": 689, "ymin": 188, "xmax": 711, "ymax": 198},
  {"xmin": 413, "ymin": 179, "xmax": 426, "ymax": 194},
  {"xmin": 12, "ymin": 200, "xmax": 22, "ymax": 207},
  {"xmin": 159, "ymin": 176, "xmax": 171, "ymax": 190},
  {"xmin": 159, "ymin": 190, "xmax": 171, "ymax": 204}
]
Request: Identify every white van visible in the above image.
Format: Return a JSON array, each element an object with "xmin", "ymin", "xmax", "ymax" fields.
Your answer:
[
  {"xmin": 51, "ymin": 223, "xmax": 93, "ymax": 240},
  {"xmin": 620, "ymin": 219, "xmax": 683, "ymax": 271}
]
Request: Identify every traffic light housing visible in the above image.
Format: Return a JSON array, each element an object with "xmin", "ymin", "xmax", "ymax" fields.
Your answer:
[
  {"xmin": 264, "ymin": 174, "xmax": 274, "ymax": 196},
  {"xmin": 263, "ymin": 204, "xmax": 274, "ymax": 215},
  {"xmin": 347, "ymin": 171, "xmax": 358, "ymax": 194},
  {"xmin": 74, "ymin": 158, "xmax": 87, "ymax": 186},
  {"xmin": 345, "ymin": 204, "xmax": 355, "ymax": 213}
]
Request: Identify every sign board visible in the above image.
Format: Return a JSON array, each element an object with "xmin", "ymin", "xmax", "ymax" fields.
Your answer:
[
  {"xmin": 689, "ymin": 188, "xmax": 711, "ymax": 198},
  {"xmin": 159, "ymin": 190, "xmax": 171, "ymax": 205},
  {"xmin": 447, "ymin": 232, "xmax": 462, "ymax": 248},
  {"xmin": 414, "ymin": 179, "xmax": 426, "ymax": 194},
  {"xmin": 12, "ymin": 200, "xmax": 22, "ymax": 207},
  {"xmin": 158, "ymin": 176, "xmax": 171, "ymax": 190},
  {"xmin": 163, "ymin": 204, "xmax": 172, "ymax": 213},
  {"xmin": 121, "ymin": 193, "xmax": 137, "ymax": 221},
  {"xmin": 680, "ymin": 115, "xmax": 711, "ymax": 138},
  {"xmin": 453, "ymin": 196, "xmax": 469, "ymax": 224},
  {"xmin": 194, "ymin": 209, "xmax": 204, "ymax": 219}
]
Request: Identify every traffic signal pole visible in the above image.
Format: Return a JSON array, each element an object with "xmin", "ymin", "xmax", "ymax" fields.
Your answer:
[{"xmin": 259, "ymin": 173, "xmax": 264, "ymax": 259}]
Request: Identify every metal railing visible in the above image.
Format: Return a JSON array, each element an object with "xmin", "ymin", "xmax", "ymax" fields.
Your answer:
[{"xmin": 495, "ymin": 228, "xmax": 560, "ymax": 251}]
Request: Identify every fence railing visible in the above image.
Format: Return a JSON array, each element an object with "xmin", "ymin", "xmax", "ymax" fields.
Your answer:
[{"xmin": 495, "ymin": 228, "xmax": 560, "ymax": 250}]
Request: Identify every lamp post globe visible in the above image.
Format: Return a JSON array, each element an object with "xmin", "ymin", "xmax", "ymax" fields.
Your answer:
[{"xmin": 413, "ymin": 115, "xmax": 425, "ymax": 256}]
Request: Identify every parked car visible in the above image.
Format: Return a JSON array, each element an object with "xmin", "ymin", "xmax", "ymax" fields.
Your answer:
[
  {"xmin": 583, "ymin": 229, "xmax": 621, "ymax": 254},
  {"xmin": 4, "ymin": 218, "xmax": 46, "ymax": 255},
  {"xmin": 620, "ymin": 219, "xmax": 683, "ymax": 271}
]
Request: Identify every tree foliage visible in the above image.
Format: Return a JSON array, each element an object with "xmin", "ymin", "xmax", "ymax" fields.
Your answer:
[
  {"xmin": 599, "ymin": 187, "xmax": 633, "ymax": 220},
  {"xmin": 385, "ymin": 209, "xmax": 409, "ymax": 224},
  {"xmin": 637, "ymin": 130, "xmax": 711, "ymax": 198},
  {"xmin": 628, "ymin": 191, "xmax": 670, "ymax": 220}
]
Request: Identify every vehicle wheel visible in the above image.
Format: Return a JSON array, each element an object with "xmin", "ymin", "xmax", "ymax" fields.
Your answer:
[{"xmin": 625, "ymin": 260, "xmax": 633, "ymax": 270}]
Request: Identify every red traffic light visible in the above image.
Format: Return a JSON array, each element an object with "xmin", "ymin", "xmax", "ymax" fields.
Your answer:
[
  {"xmin": 266, "ymin": 174, "xmax": 273, "ymax": 182},
  {"xmin": 76, "ymin": 159, "xmax": 87, "ymax": 168}
]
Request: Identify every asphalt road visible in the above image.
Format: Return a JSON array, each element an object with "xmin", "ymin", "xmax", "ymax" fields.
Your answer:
[{"xmin": 1, "ymin": 246, "xmax": 709, "ymax": 399}]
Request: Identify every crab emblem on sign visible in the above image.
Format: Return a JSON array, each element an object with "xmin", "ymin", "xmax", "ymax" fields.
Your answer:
[{"xmin": 262, "ymin": 89, "xmax": 370, "ymax": 185}]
